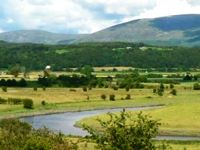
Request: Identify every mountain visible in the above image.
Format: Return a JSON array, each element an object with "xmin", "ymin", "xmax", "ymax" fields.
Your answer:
[
  {"xmin": 0, "ymin": 30, "xmax": 87, "ymax": 44},
  {"xmin": 79, "ymin": 14, "xmax": 200, "ymax": 47},
  {"xmin": 0, "ymin": 14, "xmax": 199, "ymax": 47}
]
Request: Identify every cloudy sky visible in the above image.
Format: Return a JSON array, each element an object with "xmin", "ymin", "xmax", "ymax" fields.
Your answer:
[{"xmin": 0, "ymin": 0, "xmax": 200, "ymax": 34}]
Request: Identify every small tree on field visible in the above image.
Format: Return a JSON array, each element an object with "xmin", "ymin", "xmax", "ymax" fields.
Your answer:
[
  {"xmin": 101, "ymin": 94, "xmax": 106, "ymax": 101},
  {"xmin": 83, "ymin": 110, "xmax": 169, "ymax": 150},
  {"xmin": 23, "ymin": 99, "xmax": 33, "ymax": 109},
  {"xmin": 109, "ymin": 94, "xmax": 115, "ymax": 101},
  {"xmin": 170, "ymin": 89, "xmax": 177, "ymax": 96},
  {"xmin": 125, "ymin": 94, "xmax": 131, "ymax": 100},
  {"xmin": 33, "ymin": 87, "xmax": 37, "ymax": 91},
  {"xmin": 170, "ymin": 84, "xmax": 174, "ymax": 89},
  {"xmin": 153, "ymin": 89, "xmax": 156, "ymax": 93},
  {"xmin": 2, "ymin": 86, "xmax": 7, "ymax": 92},
  {"xmin": 193, "ymin": 83, "xmax": 200, "ymax": 90},
  {"xmin": 83, "ymin": 86, "xmax": 87, "ymax": 92}
]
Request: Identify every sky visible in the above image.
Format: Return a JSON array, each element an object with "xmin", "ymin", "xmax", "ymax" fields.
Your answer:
[{"xmin": 0, "ymin": 0, "xmax": 200, "ymax": 34}]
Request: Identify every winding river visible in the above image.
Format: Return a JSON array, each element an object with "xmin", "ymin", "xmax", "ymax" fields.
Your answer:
[{"xmin": 20, "ymin": 106, "xmax": 200, "ymax": 141}]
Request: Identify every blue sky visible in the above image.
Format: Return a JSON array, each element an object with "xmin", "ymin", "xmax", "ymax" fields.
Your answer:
[{"xmin": 0, "ymin": 0, "xmax": 200, "ymax": 34}]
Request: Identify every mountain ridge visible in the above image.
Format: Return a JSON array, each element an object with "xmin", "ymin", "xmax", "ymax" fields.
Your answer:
[{"xmin": 0, "ymin": 14, "xmax": 200, "ymax": 47}]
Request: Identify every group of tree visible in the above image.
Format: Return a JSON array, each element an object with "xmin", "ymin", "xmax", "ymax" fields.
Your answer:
[
  {"xmin": 0, "ymin": 78, "xmax": 27, "ymax": 87},
  {"xmin": 0, "ymin": 41, "xmax": 200, "ymax": 71}
]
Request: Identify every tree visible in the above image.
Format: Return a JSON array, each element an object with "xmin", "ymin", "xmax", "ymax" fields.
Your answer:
[
  {"xmin": 23, "ymin": 99, "xmax": 34, "ymax": 109},
  {"xmin": 18, "ymin": 78, "xmax": 27, "ymax": 87},
  {"xmin": 101, "ymin": 94, "xmax": 106, "ymax": 100},
  {"xmin": 83, "ymin": 110, "xmax": 169, "ymax": 150},
  {"xmin": 81, "ymin": 65, "xmax": 94, "ymax": 77},
  {"xmin": 193, "ymin": 83, "xmax": 200, "ymax": 90},
  {"xmin": 170, "ymin": 89, "xmax": 177, "ymax": 96},
  {"xmin": 10, "ymin": 66, "xmax": 20, "ymax": 77},
  {"xmin": 109, "ymin": 94, "xmax": 115, "ymax": 101}
]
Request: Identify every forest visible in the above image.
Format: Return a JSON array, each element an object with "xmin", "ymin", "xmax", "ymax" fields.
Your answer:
[{"xmin": 0, "ymin": 41, "xmax": 200, "ymax": 71}]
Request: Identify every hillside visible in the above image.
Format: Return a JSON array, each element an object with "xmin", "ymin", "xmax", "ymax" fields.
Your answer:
[
  {"xmin": 0, "ymin": 30, "xmax": 86, "ymax": 44},
  {"xmin": 80, "ymin": 14, "xmax": 200, "ymax": 47},
  {"xmin": 0, "ymin": 14, "xmax": 199, "ymax": 47}
]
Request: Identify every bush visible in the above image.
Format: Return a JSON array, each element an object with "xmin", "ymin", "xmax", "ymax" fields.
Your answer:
[
  {"xmin": 170, "ymin": 84, "xmax": 174, "ymax": 89},
  {"xmin": 69, "ymin": 89, "xmax": 76, "ymax": 92},
  {"xmin": 101, "ymin": 94, "xmax": 106, "ymax": 100},
  {"xmin": 125, "ymin": 94, "xmax": 131, "ymax": 100},
  {"xmin": 153, "ymin": 89, "xmax": 156, "ymax": 93},
  {"xmin": 41, "ymin": 101, "xmax": 46, "ymax": 106},
  {"xmin": 83, "ymin": 111, "xmax": 169, "ymax": 150},
  {"xmin": 33, "ymin": 87, "xmax": 37, "ymax": 91},
  {"xmin": 0, "ymin": 97, "xmax": 7, "ymax": 104},
  {"xmin": 42, "ymin": 86, "xmax": 46, "ymax": 91},
  {"xmin": 109, "ymin": 94, "xmax": 115, "ymax": 101},
  {"xmin": 2, "ymin": 86, "xmax": 7, "ymax": 92},
  {"xmin": 193, "ymin": 83, "xmax": 200, "ymax": 90},
  {"xmin": 112, "ymin": 86, "xmax": 118, "ymax": 91},
  {"xmin": 23, "ymin": 99, "xmax": 34, "ymax": 109},
  {"xmin": 8, "ymin": 98, "xmax": 22, "ymax": 105},
  {"xmin": 125, "ymin": 86, "xmax": 130, "ymax": 92},
  {"xmin": 83, "ymin": 86, "xmax": 87, "ymax": 92},
  {"xmin": 170, "ymin": 89, "xmax": 177, "ymax": 96}
]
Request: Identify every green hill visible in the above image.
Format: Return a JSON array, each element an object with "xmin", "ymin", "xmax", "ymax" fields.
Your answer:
[{"xmin": 0, "ymin": 14, "xmax": 199, "ymax": 47}]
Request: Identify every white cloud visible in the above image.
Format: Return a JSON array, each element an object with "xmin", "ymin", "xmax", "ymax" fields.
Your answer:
[
  {"xmin": 0, "ymin": 28, "xmax": 4, "ymax": 33},
  {"xmin": 131, "ymin": 0, "xmax": 200, "ymax": 20},
  {"xmin": 187, "ymin": 0, "xmax": 200, "ymax": 6},
  {"xmin": 7, "ymin": 18, "xmax": 14, "ymax": 24},
  {"xmin": 84, "ymin": 0, "xmax": 156, "ymax": 15}
]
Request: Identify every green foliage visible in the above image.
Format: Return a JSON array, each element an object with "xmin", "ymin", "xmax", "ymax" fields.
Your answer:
[
  {"xmin": 125, "ymin": 94, "xmax": 131, "ymax": 100},
  {"xmin": 0, "ymin": 118, "xmax": 78, "ymax": 150},
  {"xmin": 83, "ymin": 86, "xmax": 87, "ymax": 92},
  {"xmin": 9, "ymin": 65, "xmax": 20, "ymax": 77},
  {"xmin": 193, "ymin": 83, "xmax": 200, "ymax": 90},
  {"xmin": 42, "ymin": 86, "xmax": 46, "ymax": 91},
  {"xmin": 0, "ymin": 97, "xmax": 7, "ymax": 104},
  {"xmin": 83, "ymin": 110, "xmax": 170, "ymax": 150},
  {"xmin": 19, "ymin": 78, "xmax": 27, "ymax": 87},
  {"xmin": 109, "ymin": 94, "xmax": 115, "ymax": 101},
  {"xmin": 170, "ymin": 89, "xmax": 177, "ymax": 96},
  {"xmin": 170, "ymin": 84, "xmax": 174, "ymax": 89},
  {"xmin": 81, "ymin": 65, "xmax": 94, "ymax": 77},
  {"xmin": 8, "ymin": 98, "xmax": 23, "ymax": 105},
  {"xmin": 2, "ymin": 86, "xmax": 7, "ymax": 92},
  {"xmin": 33, "ymin": 87, "xmax": 37, "ymax": 91},
  {"xmin": 41, "ymin": 101, "xmax": 46, "ymax": 106},
  {"xmin": 101, "ymin": 94, "xmax": 106, "ymax": 100},
  {"xmin": 23, "ymin": 99, "xmax": 34, "ymax": 109},
  {"xmin": 0, "ymin": 42, "xmax": 200, "ymax": 71},
  {"xmin": 153, "ymin": 89, "xmax": 157, "ymax": 93}
]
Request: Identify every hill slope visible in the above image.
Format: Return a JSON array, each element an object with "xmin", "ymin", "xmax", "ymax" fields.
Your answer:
[
  {"xmin": 0, "ymin": 30, "xmax": 87, "ymax": 44},
  {"xmin": 79, "ymin": 14, "xmax": 200, "ymax": 47},
  {"xmin": 0, "ymin": 14, "xmax": 199, "ymax": 47}
]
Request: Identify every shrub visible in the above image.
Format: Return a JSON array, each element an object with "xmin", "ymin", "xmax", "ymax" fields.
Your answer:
[
  {"xmin": 125, "ymin": 94, "xmax": 131, "ymax": 100},
  {"xmin": 109, "ymin": 94, "xmax": 115, "ymax": 101},
  {"xmin": 23, "ymin": 99, "xmax": 34, "ymax": 109},
  {"xmin": 88, "ymin": 86, "xmax": 92, "ymax": 90},
  {"xmin": 113, "ymin": 86, "xmax": 118, "ymax": 91},
  {"xmin": 0, "ymin": 97, "xmax": 7, "ymax": 104},
  {"xmin": 69, "ymin": 89, "xmax": 76, "ymax": 92},
  {"xmin": 170, "ymin": 84, "xmax": 174, "ymax": 89},
  {"xmin": 153, "ymin": 89, "xmax": 156, "ymax": 93},
  {"xmin": 170, "ymin": 89, "xmax": 177, "ymax": 96},
  {"xmin": 33, "ymin": 87, "xmax": 37, "ymax": 91},
  {"xmin": 41, "ymin": 101, "xmax": 46, "ymax": 106},
  {"xmin": 2, "ymin": 86, "xmax": 7, "ymax": 92},
  {"xmin": 42, "ymin": 86, "xmax": 46, "ymax": 91},
  {"xmin": 193, "ymin": 83, "xmax": 200, "ymax": 90},
  {"xmin": 83, "ymin": 111, "xmax": 169, "ymax": 150},
  {"xmin": 83, "ymin": 86, "xmax": 87, "ymax": 92},
  {"xmin": 101, "ymin": 94, "xmax": 106, "ymax": 100},
  {"xmin": 125, "ymin": 86, "xmax": 130, "ymax": 92},
  {"xmin": 8, "ymin": 98, "xmax": 22, "ymax": 105}
]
